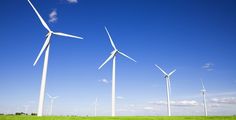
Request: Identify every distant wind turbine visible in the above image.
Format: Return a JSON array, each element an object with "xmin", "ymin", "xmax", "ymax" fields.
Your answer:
[
  {"xmin": 155, "ymin": 65, "xmax": 176, "ymax": 116},
  {"xmin": 27, "ymin": 0, "xmax": 83, "ymax": 116},
  {"xmin": 47, "ymin": 93, "xmax": 58, "ymax": 116},
  {"xmin": 99, "ymin": 27, "xmax": 136, "ymax": 116},
  {"xmin": 201, "ymin": 79, "xmax": 208, "ymax": 116},
  {"xmin": 94, "ymin": 98, "xmax": 98, "ymax": 116},
  {"xmin": 23, "ymin": 105, "xmax": 29, "ymax": 114}
]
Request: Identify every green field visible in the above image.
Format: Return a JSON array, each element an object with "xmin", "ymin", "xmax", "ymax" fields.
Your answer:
[{"xmin": 0, "ymin": 116, "xmax": 236, "ymax": 120}]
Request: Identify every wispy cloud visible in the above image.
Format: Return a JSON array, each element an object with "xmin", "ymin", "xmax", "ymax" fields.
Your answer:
[
  {"xmin": 149, "ymin": 100, "xmax": 199, "ymax": 106},
  {"xmin": 66, "ymin": 0, "xmax": 78, "ymax": 4},
  {"xmin": 234, "ymin": 80, "xmax": 236, "ymax": 84},
  {"xmin": 129, "ymin": 104, "xmax": 136, "ymax": 107},
  {"xmin": 202, "ymin": 62, "xmax": 214, "ymax": 71},
  {"xmin": 117, "ymin": 96, "xmax": 125, "ymax": 100},
  {"xmin": 211, "ymin": 97, "xmax": 236, "ymax": 104},
  {"xmin": 143, "ymin": 106, "xmax": 154, "ymax": 110},
  {"xmin": 148, "ymin": 100, "xmax": 166, "ymax": 105},
  {"xmin": 98, "ymin": 78, "xmax": 110, "ymax": 84},
  {"xmin": 172, "ymin": 100, "xmax": 199, "ymax": 106},
  {"xmin": 29, "ymin": 100, "xmax": 35, "ymax": 104},
  {"xmin": 208, "ymin": 103, "xmax": 221, "ymax": 108},
  {"xmin": 49, "ymin": 9, "xmax": 57, "ymax": 23},
  {"xmin": 207, "ymin": 91, "xmax": 236, "ymax": 97}
]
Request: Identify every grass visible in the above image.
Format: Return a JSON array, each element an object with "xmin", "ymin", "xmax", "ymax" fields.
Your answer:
[{"xmin": 0, "ymin": 116, "xmax": 236, "ymax": 120}]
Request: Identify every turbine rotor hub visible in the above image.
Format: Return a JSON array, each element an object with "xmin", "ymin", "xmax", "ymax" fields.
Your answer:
[
  {"xmin": 111, "ymin": 50, "xmax": 118, "ymax": 55},
  {"xmin": 46, "ymin": 32, "xmax": 52, "ymax": 37}
]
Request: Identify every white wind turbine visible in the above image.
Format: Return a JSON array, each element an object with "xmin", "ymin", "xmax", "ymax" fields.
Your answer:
[
  {"xmin": 98, "ymin": 27, "xmax": 136, "ymax": 116},
  {"xmin": 94, "ymin": 98, "xmax": 98, "ymax": 116},
  {"xmin": 155, "ymin": 65, "xmax": 176, "ymax": 116},
  {"xmin": 23, "ymin": 105, "xmax": 29, "ymax": 114},
  {"xmin": 201, "ymin": 80, "xmax": 208, "ymax": 116},
  {"xmin": 28, "ymin": 0, "xmax": 83, "ymax": 116},
  {"xmin": 47, "ymin": 93, "xmax": 59, "ymax": 116}
]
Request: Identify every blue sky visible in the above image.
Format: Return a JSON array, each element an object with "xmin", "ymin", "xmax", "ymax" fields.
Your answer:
[{"xmin": 0, "ymin": 0, "xmax": 236, "ymax": 116}]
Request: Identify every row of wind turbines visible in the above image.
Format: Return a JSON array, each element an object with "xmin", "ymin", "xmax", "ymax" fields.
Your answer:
[{"xmin": 27, "ymin": 0, "xmax": 208, "ymax": 117}]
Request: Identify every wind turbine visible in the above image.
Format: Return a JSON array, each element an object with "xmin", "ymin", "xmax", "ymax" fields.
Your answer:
[
  {"xmin": 154, "ymin": 65, "xmax": 176, "ymax": 116},
  {"xmin": 23, "ymin": 105, "xmax": 29, "ymax": 114},
  {"xmin": 201, "ymin": 80, "xmax": 208, "ymax": 116},
  {"xmin": 94, "ymin": 98, "xmax": 98, "ymax": 116},
  {"xmin": 98, "ymin": 27, "xmax": 136, "ymax": 116},
  {"xmin": 47, "ymin": 93, "xmax": 58, "ymax": 116},
  {"xmin": 27, "ymin": 0, "xmax": 83, "ymax": 116}
]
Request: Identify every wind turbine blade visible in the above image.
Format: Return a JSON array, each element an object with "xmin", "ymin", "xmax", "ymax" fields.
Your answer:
[
  {"xmin": 104, "ymin": 27, "xmax": 117, "ymax": 50},
  {"xmin": 118, "ymin": 51, "xmax": 136, "ymax": 62},
  {"xmin": 154, "ymin": 65, "xmax": 168, "ymax": 75},
  {"xmin": 47, "ymin": 93, "xmax": 52, "ymax": 98},
  {"xmin": 33, "ymin": 34, "xmax": 51, "ymax": 66},
  {"xmin": 54, "ymin": 96, "xmax": 59, "ymax": 99},
  {"xmin": 201, "ymin": 79, "xmax": 205, "ymax": 90},
  {"xmin": 28, "ymin": 0, "xmax": 51, "ymax": 31},
  {"xmin": 94, "ymin": 98, "xmax": 98, "ymax": 104},
  {"xmin": 98, "ymin": 52, "xmax": 115, "ymax": 70},
  {"xmin": 53, "ymin": 32, "xmax": 83, "ymax": 39},
  {"xmin": 168, "ymin": 69, "xmax": 176, "ymax": 76}
]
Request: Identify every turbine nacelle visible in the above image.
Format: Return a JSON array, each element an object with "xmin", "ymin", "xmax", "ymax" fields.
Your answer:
[
  {"xmin": 164, "ymin": 75, "xmax": 169, "ymax": 79},
  {"xmin": 111, "ymin": 50, "xmax": 118, "ymax": 56},
  {"xmin": 201, "ymin": 89, "xmax": 206, "ymax": 93},
  {"xmin": 45, "ymin": 31, "xmax": 53, "ymax": 37}
]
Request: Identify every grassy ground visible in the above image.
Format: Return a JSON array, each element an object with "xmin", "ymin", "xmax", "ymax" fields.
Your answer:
[{"xmin": 0, "ymin": 116, "xmax": 235, "ymax": 120}]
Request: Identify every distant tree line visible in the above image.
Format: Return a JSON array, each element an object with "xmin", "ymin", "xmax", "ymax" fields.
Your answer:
[
  {"xmin": 15, "ymin": 112, "xmax": 37, "ymax": 116},
  {"xmin": 0, "ymin": 112, "xmax": 37, "ymax": 116}
]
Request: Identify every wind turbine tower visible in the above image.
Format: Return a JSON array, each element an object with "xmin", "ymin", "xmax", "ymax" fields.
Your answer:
[
  {"xmin": 155, "ymin": 65, "xmax": 176, "ymax": 116},
  {"xmin": 94, "ymin": 98, "xmax": 98, "ymax": 116},
  {"xmin": 99, "ymin": 27, "xmax": 136, "ymax": 116}
]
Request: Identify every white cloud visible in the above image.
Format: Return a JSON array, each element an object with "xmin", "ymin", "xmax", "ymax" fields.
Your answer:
[
  {"xmin": 28, "ymin": 100, "xmax": 36, "ymax": 104},
  {"xmin": 208, "ymin": 103, "xmax": 221, "ymax": 108},
  {"xmin": 143, "ymin": 106, "xmax": 154, "ymax": 110},
  {"xmin": 98, "ymin": 78, "xmax": 110, "ymax": 84},
  {"xmin": 172, "ymin": 100, "xmax": 199, "ymax": 106},
  {"xmin": 202, "ymin": 63, "xmax": 214, "ymax": 71},
  {"xmin": 66, "ymin": 0, "xmax": 78, "ymax": 4},
  {"xmin": 49, "ymin": 9, "xmax": 57, "ymax": 23},
  {"xmin": 149, "ymin": 100, "xmax": 199, "ymax": 106},
  {"xmin": 117, "ymin": 108, "xmax": 129, "ymax": 112},
  {"xmin": 211, "ymin": 97, "xmax": 236, "ymax": 104},
  {"xmin": 207, "ymin": 91, "xmax": 236, "ymax": 97},
  {"xmin": 117, "ymin": 96, "xmax": 125, "ymax": 100},
  {"xmin": 148, "ymin": 100, "xmax": 166, "ymax": 105},
  {"xmin": 129, "ymin": 104, "xmax": 135, "ymax": 107}
]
